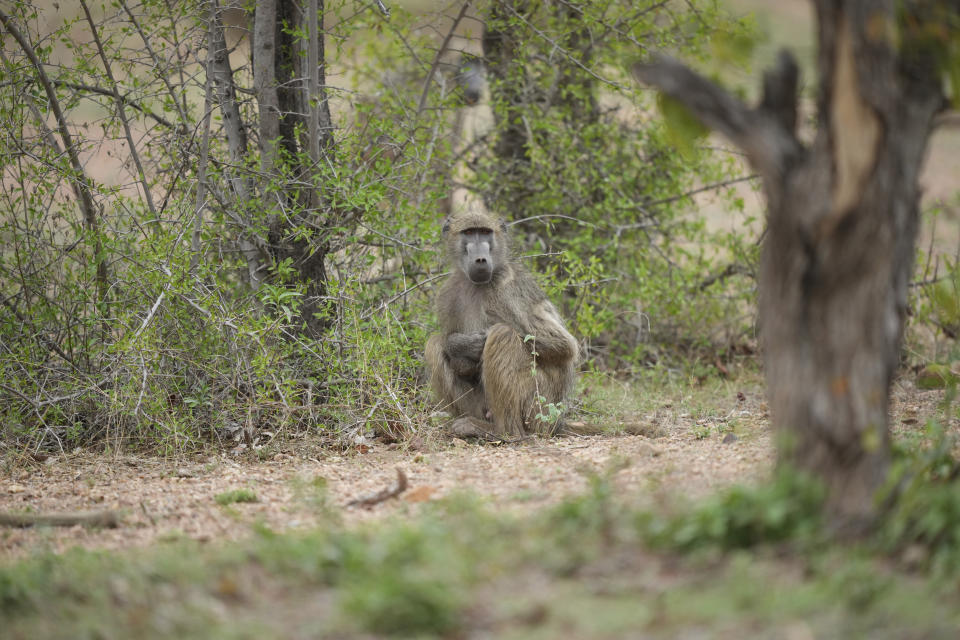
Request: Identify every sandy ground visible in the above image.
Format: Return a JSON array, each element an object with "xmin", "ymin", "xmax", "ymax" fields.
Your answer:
[{"xmin": 0, "ymin": 380, "xmax": 946, "ymax": 561}]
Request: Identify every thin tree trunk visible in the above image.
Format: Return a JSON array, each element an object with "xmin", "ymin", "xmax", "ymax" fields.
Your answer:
[
  {"xmin": 634, "ymin": 0, "xmax": 947, "ymax": 533},
  {"xmin": 482, "ymin": 0, "xmax": 530, "ymax": 165},
  {"xmin": 253, "ymin": 0, "xmax": 280, "ymax": 174},
  {"xmin": 307, "ymin": 0, "xmax": 320, "ymax": 165},
  {"xmin": 253, "ymin": 0, "xmax": 331, "ymax": 337},
  {"xmin": 192, "ymin": 10, "xmax": 216, "ymax": 268},
  {"xmin": 209, "ymin": 0, "xmax": 264, "ymax": 288},
  {"xmin": 312, "ymin": 0, "xmax": 334, "ymax": 153}
]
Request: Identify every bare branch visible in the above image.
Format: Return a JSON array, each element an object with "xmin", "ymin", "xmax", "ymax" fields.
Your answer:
[
  {"xmin": 53, "ymin": 80, "xmax": 176, "ymax": 129},
  {"xmin": 0, "ymin": 8, "xmax": 108, "ymax": 305},
  {"xmin": 79, "ymin": 0, "xmax": 160, "ymax": 225},
  {"xmin": 415, "ymin": 0, "xmax": 472, "ymax": 119},
  {"xmin": 632, "ymin": 55, "xmax": 801, "ymax": 184},
  {"xmin": 374, "ymin": 0, "xmax": 390, "ymax": 18},
  {"xmin": 346, "ymin": 468, "xmax": 409, "ymax": 507},
  {"xmin": 760, "ymin": 50, "xmax": 800, "ymax": 135}
]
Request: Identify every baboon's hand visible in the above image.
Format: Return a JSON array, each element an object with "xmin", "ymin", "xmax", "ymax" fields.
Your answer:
[
  {"xmin": 445, "ymin": 332, "xmax": 486, "ymax": 362},
  {"xmin": 445, "ymin": 332, "xmax": 486, "ymax": 379},
  {"xmin": 449, "ymin": 355, "xmax": 480, "ymax": 379}
]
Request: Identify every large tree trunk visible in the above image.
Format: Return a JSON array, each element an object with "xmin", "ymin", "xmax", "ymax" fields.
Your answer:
[{"xmin": 634, "ymin": 0, "xmax": 947, "ymax": 533}]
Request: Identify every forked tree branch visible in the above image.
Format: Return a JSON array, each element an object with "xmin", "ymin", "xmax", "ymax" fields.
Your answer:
[
  {"xmin": 79, "ymin": 0, "xmax": 160, "ymax": 226},
  {"xmin": 632, "ymin": 53, "xmax": 802, "ymax": 187}
]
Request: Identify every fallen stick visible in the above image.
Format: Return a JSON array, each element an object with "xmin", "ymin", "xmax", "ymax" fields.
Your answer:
[
  {"xmin": 0, "ymin": 510, "xmax": 122, "ymax": 528},
  {"xmin": 346, "ymin": 468, "xmax": 409, "ymax": 508}
]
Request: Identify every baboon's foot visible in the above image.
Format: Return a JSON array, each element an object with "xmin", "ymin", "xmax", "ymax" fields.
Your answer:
[{"xmin": 449, "ymin": 416, "xmax": 499, "ymax": 440}]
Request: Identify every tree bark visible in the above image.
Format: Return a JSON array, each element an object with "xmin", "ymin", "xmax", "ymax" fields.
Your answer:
[
  {"xmin": 252, "ymin": 0, "xmax": 331, "ymax": 337},
  {"xmin": 303, "ymin": 0, "xmax": 334, "ymax": 161},
  {"xmin": 209, "ymin": 0, "xmax": 265, "ymax": 288},
  {"xmin": 275, "ymin": 0, "xmax": 304, "ymax": 160},
  {"xmin": 253, "ymin": 0, "xmax": 280, "ymax": 174},
  {"xmin": 634, "ymin": 0, "xmax": 947, "ymax": 533}
]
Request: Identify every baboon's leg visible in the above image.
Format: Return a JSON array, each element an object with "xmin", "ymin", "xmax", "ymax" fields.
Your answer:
[
  {"xmin": 426, "ymin": 334, "xmax": 487, "ymax": 420},
  {"xmin": 482, "ymin": 324, "xmax": 573, "ymax": 436},
  {"xmin": 481, "ymin": 324, "xmax": 540, "ymax": 436}
]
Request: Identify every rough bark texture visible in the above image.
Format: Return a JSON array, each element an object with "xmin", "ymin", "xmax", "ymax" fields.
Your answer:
[
  {"xmin": 634, "ymin": 0, "xmax": 947, "ymax": 533},
  {"xmin": 253, "ymin": 0, "xmax": 280, "ymax": 174},
  {"xmin": 275, "ymin": 0, "xmax": 304, "ymax": 160}
]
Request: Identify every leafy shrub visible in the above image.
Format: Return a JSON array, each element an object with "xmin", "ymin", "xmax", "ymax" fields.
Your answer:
[
  {"xmin": 0, "ymin": 0, "xmax": 761, "ymax": 453},
  {"xmin": 640, "ymin": 468, "xmax": 826, "ymax": 551},
  {"xmin": 880, "ymin": 419, "xmax": 960, "ymax": 573}
]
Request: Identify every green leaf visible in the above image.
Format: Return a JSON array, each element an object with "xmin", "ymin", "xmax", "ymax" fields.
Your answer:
[{"xmin": 657, "ymin": 92, "xmax": 710, "ymax": 159}]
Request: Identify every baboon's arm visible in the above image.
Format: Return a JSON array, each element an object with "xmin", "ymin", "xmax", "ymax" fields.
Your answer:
[
  {"xmin": 445, "ymin": 332, "xmax": 486, "ymax": 360},
  {"xmin": 444, "ymin": 332, "xmax": 486, "ymax": 378},
  {"xmin": 525, "ymin": 302, "xmax": 578, "ymax": 365}
]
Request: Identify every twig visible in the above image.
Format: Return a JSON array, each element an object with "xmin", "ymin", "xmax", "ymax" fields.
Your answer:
[
  {"xmin": 139, "ymin": 501, "xmax": 158, "ymax": 526},
  {"xmin": 359, "ymin": 272, "xmax": 448, "ymax": 320},
  {"xmin": 508, "ymin": 214, "xmax": 597, "ymax": 228},
  {"xmin": 637, "ymin": 174, "xmax": 759, "ymax": 210},
  {"xmin": 346, "ymin": 468, "xmax": 409, "ymax": 507},
  {"xmin": 415, "ymin": 0, "xmax": 472, "ymax": 119},
  {"xmin": 79, "ymin": 0, "xmax": 160, "ymax": 227},
  {"xmin": 135, "ymin": 291, "xmax": 167, "ymax": 338},
  {"xmin": 0, "ymin": 510, "xmax": 122, "ymax": 528},
  {"xmin": 0, "ymin": 8, "xmax": 107, "ymax": 303},
  {"xmin": 698, "ymin": 263, "xmax": 750, "ymax": 291}
]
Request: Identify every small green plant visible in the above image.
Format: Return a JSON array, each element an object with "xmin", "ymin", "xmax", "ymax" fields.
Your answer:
[
  {"xmin": 640, "ymin": 468, "xmax": 826, "ymax": 551},
  {"xmin": 693, "ymin": 423, "xmax": 712, "ymax": 440},
  {"xmin": 214, "ymin": 489, "xmax": 258, "ymax": 506},
  {"xmin": 879, "ymin": 417, "xmax": 960, "ymax": 573},
  {"xmin": 524, "ymin": 334, "xmax": 566, "ymax": 430},
  {"xmin": 534, "ymin": 396, "xmax": 565, "ymax": 427}
]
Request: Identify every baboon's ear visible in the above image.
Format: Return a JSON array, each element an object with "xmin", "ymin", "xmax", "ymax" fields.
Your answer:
[
  {"xmin": 500, "ymin": 218, "xmax": 508, "ymax": 232},
  {"xmin": 441, "ymin": 217, "xmax": 450, "ymax": 234}
]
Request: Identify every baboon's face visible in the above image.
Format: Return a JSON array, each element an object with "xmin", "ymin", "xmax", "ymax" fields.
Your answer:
[
  {"xmin": 458, "ymin": 227, "xmax": 496, "ymax": 284},
  {"xmin": 457, "ymin": 60, "xmax": 486, "ymax": 106}
]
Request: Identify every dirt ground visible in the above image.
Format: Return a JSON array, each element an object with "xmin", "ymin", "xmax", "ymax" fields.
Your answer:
[{"xmin": 0, "ymin": 379, "xmax": 947, "ymax": 561}]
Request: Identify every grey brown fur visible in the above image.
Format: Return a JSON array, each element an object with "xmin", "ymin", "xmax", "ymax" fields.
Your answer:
[{"xmin": 426, "ymin": 210, "xmax": 578, "ymax": 437}]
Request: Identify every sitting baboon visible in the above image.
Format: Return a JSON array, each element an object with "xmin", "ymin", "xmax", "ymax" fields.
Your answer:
[{"xmin": 425, "ymin": 210, "xmax": 578, "ymax": 437}]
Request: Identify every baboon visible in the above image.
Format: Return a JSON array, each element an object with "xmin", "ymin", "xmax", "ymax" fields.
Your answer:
[
  {"xmin": 455, "ymin": 56, "xmax": 486, "ymax": 106},
  {"xmin": 426, "ymin": 210, "xmax": 578, "ymax": 437}
]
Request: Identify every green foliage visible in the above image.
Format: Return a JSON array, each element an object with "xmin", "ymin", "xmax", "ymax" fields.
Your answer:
[
  {"xmin": 640, "ymin": 468, "xmax": 826, "ymax": 551},
  {"xmin": 337, "ymin": 524, "xmax": 464, "ymax": 636},
  {"xmin": 473, "ymin": 0, "xmax": 762, "ymax": 366},
  {"xmin": 6, "ymin": 467, "xmax": 960, "ymax": 637},
  {"xmin": 880, "ymin": 418, "xmax": 960, "ymax": 573},
  {"xmin": 0, "ymin": 0, "xmax": 762, "ymax": 453},
  {"xmin": 215, "ymin": 489, "xmax": 259, "ymax": 506},
  {"xmin": 657, "ymin": 93, "xmax": 710, "ymax": 159}
]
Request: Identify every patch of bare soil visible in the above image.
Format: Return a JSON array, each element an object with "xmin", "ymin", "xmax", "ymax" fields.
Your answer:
[{"xmin": 0, "ymin": 381, "xmax": 946, "ymax": 560}]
